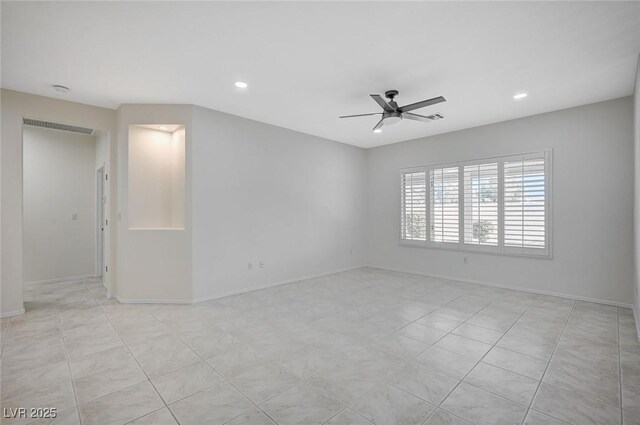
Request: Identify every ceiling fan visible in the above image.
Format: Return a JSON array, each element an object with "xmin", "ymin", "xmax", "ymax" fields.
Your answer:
[{"xmin": 340, "ymin": 90, "xmax": 446, "ymax": 133}]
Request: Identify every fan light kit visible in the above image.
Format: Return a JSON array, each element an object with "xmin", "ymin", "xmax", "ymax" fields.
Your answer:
[
  {"xmin": 235, "ymin": 81, "xmax": 248, "ymax": 88},
  {"xmin": 340, "ymin": 90, "xmax": 445, "ymax": 133},
  {"xmin": 513, "ymin": 93, "xmax": 528, "ymax": 100},
  {"xmin": 53, "ymin": 85, "xmax": 70, "ymax": 94}
]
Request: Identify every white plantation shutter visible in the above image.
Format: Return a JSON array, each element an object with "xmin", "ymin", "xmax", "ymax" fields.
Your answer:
[
  {"xmin": 503, "ymin": 153, "xmax": 548, "ymax": 252},
  {"xmin": 463, "ymin": 162, "xmax": 498, "ymax": 246},
  {"xmin": 400, "ymin": 171, "xmax": 427, "ymax": 241},
  {"xmin": 400, "ymin": 151, "xmax": 550, "ymax": 257},
  {"xmin": 430, "ymin": 167, "xmax": 459, "ymax": 243}
]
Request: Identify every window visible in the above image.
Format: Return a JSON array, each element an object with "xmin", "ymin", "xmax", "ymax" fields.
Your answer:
[
  {"xmin": 503, "ymin": 153, "xmax": 547, "ymax": 253},
  {"xmin": 400, "ymin": 170, "xmax": 427, "ymax": 241},
  {"xmin": 400, "ymin": 151, "xmax": 551, "ymax": 257},
  {"xmin": 463, "ymin": 162, "xmax": 498, "ymax": 246},
  {"xmin": 430, "ymin": 167, "xmax": 459, "ymax": 243}
]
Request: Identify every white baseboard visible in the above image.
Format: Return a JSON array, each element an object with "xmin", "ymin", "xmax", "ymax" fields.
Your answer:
[
  {"xmin": 367, "ymin": 265, "xmax": 635, "ymax": 309},
  {"xmin": 1, "ymin": 308, "xmax": 26, "ymax": 318},
  {"xmin": 24, "ymin": 274, "xmax": 96, "ymax": 285},
  {"xmin": 111, "ymin": 265, "xmax": 365, "ymax": 305},
  {"xmin": 192, "ymin": 265, "xmax": 365, "ymax": 304}
]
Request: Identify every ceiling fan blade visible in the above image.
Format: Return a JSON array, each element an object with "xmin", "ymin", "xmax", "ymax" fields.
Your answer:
[
  {"xmin": 339, "ymin": 112, "xmax": 382, "ymax": 118},
  {"xmin": 370, "ymin": 94, "xmax": 395, "ymax": 112},
  {"xmin": 398, "ymin": 96, "xmax": 446, "ymax": 113},
  {"xmin": 403, "ymin": 112, "xmax": 444, "ymax": 123},
  {"xmin": 372, "ymin": 118, "xmax": 384, "ymax": 132}
]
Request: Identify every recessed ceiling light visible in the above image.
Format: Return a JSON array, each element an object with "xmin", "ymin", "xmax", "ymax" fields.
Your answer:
[
  {"xmin": 235, "ymin": 81, "xmax": 248, "ymax": 88},
  {"xmin": 513, "ymin": 93, "xmax": 528, "ymax": 100},
  {"xmin": 53, "ymin": 84, "xmax": 70, "ymax": 94},
  {"xmin": 373, "ymin": 129, "xmax": 382, "ymax": 133}
]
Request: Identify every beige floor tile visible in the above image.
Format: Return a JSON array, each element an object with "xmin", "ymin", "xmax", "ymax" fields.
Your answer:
[
  {"xmin": 78, "ymin": 381, "xmax": 163, "ymax": 425},
  {"xmin": 465, "ymin": 362, "xmax": 539, "ymax": 405},
  {"xmin": 441, "ymin": 382, "xmax": 528, "ymax": 425},
  {"xmin": 523, "ymin": 409, "xmax": 570, "ymax": 425},
  {"xmin": 387, "ymin": 363, "xmax": 459, "ymax": 405},
  {"xmin": 415, "ymin": 346, "xmax": 478, "ymax": 379},
  {"xmin": 151, "ymin": 361, "xmax": 224, "ymax": 404},
  {"xmin": 451, "ymin": 323, "xmax": 505, "ymax": 345},
  {"xmin": 483, "ymin": 346, "xmax": 548, "ymax": 380},
  {"xmin": 350, "ymin": 382, "xmax": 435, "ymax": 425},
  {"xmin": 229, "ymin": 362, "xmax": 300, "ymax": 404},
  {"xmin": 424, "ymin": 409, "xmax": 472, "ymax": 425},
  {"xmin": 128, "ymin": 334, "xmax": 200, "ymax": 378},
  {"xmin": 262, "ymin": 382, "xmax": 344, "ymax": 425},
  {"xmin": 434, "ymin": 334, "xmax": 493, "ymax": 361},
  {"xmin": 307, "ymin": 362, "xmax": 378, "ymax": 404},
  {"xmin": 4, "ymin": 269, "xmax": 631, "ymax": 425},
  {"xmin": 324, "ymin": 409, "xmax": 373, "ymax": 425},
  {"xmin": 543, "ymin": 359, "xmax": 620, "ymax": 407},
  {"xmin": 531, "ymin": 383, "xmax": 620, "ymax": 425},
  {"xmin": 127, "ymin": 408, "xmax": 178, "ymax": 425},
  {"xmin": 397, "ymin": 322, "xmax": 448, "ymax": 345},
  {"xmin": 168, "ymin": 381, "xmax": 253, "ymax": 425}
]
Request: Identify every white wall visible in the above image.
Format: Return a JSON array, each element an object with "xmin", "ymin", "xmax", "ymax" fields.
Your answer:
[
  {"xmin": 191, "ymin": 105, "xmax": 367, "ymax": 301},
  {"xmin": 367, "ymin": 97, "xmax": 634, "ymax": 305},
  {"xmin": 115, "ymin": 104, "xmax": 367, "ymax": 303},
  {"xmin": 633, "ymin": 55, "xmax": 640, "ymax": 329},
  {"xmin": 1, "ymin": 89, "xmax": 116, "ymax": 317},
  {"xmin": 171, "ymin": 127, "xmax": 186, "ymax": 227},
  {"xmin": 115, "ymin": 106, "xmax": 192, "ymax": 302},
  {"xmin": 128, "ymin": 126, "xmax": 185, "ymax": 229},
  {"xmin": 23, "ymin": 126, "xmax": 97, "ymax": 282}
]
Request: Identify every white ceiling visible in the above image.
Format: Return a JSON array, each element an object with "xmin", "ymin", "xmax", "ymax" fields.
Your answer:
[{"xmin": 2, "ymin": 2, "xmax": 639, "ymax": 148}]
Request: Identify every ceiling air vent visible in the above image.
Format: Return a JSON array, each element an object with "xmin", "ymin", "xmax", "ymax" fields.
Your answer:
[{"xmin": 23, "ymin": 118, "xmax": 94, "ymax": 135}]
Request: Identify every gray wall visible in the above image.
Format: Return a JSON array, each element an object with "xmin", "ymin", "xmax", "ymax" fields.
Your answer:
[
  {"xmin": 191, "ymin": 105, "xmax": 367, "ymax": 301},
  {"xmin": 1, "ymin": 89, "xmax": 116, "ymax": 317},
  {"xmin": 23, "ymin": 126, "xmax": 97, "ymax": 282},
  {"xmin": 634, "ymin": 56, "xmax": 640, "ymax": 328},
  {"xmin": 366, "ymin": 97, "xmax": 634, "ymax": 305}
]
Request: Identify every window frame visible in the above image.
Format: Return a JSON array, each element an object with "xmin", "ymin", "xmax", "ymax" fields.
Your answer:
[
  {"xmin": 399, "ymin": 167, "xmax": 428, "ymax": 245},
  {"xmin": 399, "ymin": 150, "xmax": 552, "ymax": 259}
]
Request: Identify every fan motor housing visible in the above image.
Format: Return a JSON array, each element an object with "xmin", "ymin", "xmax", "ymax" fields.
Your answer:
[
  {"xmin": 383, "ymin": 111, "xmax": 403, "ymax": 119},
  {"xmin": 385, "ymin": 90, "xmax": 399, "ymax": 100}
]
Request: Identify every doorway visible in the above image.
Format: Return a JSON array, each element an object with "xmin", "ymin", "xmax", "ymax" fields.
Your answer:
[{"xmin": 22, "ymin": 119, "xmax": 111, "ymax": 297}]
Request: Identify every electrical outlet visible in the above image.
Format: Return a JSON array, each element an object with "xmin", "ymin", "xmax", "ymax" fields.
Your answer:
[
  {"xmin": 248, "ymin": 263, "xmax": 252, "ymax": 270},
  {"xmin": 71, "ymin": 212, "xmax": 78, "ymax": 220},
  {"xmin": 260, "ymin": 261, "xmax": 264, "ymax": 269},
  {"xmin": 463, "ymin": 256, "xmax": 468, "ymax": 264},
  {"xmin": 350, "ymin": 249, "xmax": 353, "ymax": 255}
]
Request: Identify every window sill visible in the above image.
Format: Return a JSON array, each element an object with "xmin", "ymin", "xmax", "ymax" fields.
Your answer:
[{"xmin": 398, "ymin": 240, "xmax": 552, "ymax": 260}]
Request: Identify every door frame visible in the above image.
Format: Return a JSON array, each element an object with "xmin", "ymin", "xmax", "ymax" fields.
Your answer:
[{"xmin": 96, "ymin": 165, "xmax": 105, "ymax": 279}]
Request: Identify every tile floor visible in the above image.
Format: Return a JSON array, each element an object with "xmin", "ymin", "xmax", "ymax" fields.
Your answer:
[{"xmin": 1, "ymin": 268, "xmax": 639, "ymax": 425}]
